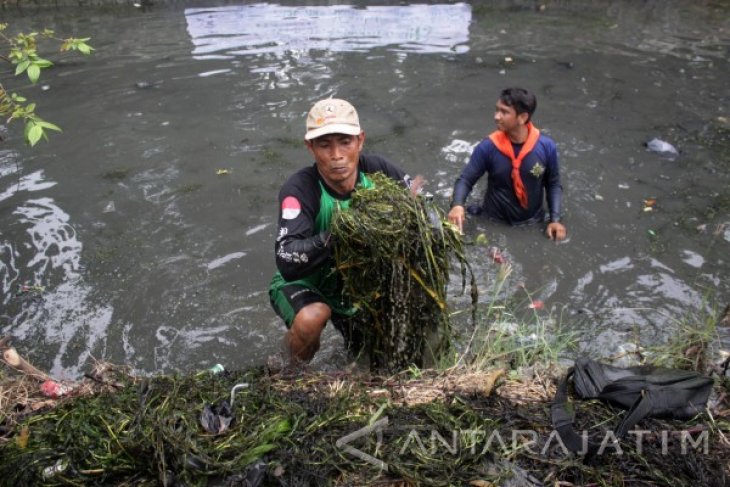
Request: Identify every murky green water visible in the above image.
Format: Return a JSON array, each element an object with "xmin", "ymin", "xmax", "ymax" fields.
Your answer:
[{"xmin": 1, "ymin": 1, "xmax": 729, "ymax": 377}]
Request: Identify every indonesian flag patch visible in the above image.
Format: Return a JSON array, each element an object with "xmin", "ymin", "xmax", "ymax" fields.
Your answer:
[{"xmin": 281, "ymin": 196, "xmax": 301, "ymax": 220}]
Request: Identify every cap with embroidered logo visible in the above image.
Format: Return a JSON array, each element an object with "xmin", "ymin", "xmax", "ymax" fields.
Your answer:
[{"xmin": 305, "ymin": 98, "xmax": 361, "ymax": 140}]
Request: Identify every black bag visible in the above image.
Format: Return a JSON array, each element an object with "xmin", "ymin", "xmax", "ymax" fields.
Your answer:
[{"xmin": 551, "ymin": 357, "xmax": 714, "ymax": 454}]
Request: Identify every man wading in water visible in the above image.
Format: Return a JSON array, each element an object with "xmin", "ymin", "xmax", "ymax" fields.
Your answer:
[
  {"xmin": 447, "ymin": 87, "xmax": 567, "ymax": 241},
  {"xmin": 269, "ymin": 98, "xmax": 414, "ymax": 364}
]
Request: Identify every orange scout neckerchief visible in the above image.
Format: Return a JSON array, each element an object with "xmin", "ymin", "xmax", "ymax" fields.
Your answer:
[{"xmin": 488, "ymin": 122, "xmax": 540, "ymax": 209}]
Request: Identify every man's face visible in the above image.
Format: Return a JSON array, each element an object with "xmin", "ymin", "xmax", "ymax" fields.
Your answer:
[
  {"xmin": 307, "ymin": 132, "xmax": 364, "ymax": 190},
  {"xmin": 494, "ymin": 100, "xmax": 528, "ymax": 132}
]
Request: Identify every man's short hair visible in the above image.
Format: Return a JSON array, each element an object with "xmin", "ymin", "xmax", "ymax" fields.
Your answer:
[{"xmin": 499, "ymin": 87, "xmax": 537, "ymax": 122}]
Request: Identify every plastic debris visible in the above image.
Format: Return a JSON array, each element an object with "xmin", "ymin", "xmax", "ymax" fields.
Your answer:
[
  {"xmin": 230, "ymin": 382, "xmax": 249, "ymax": 408},
  {"xmin": 487, "ymin": 246, "xmax": 506, "ymax": 264},
  {"xmin": 17, "ymin": 284, "xmax": 45, "ymax": 295},
  {"xmin": 216, "ymin": 169, "xmax": 230, "ymax": 175},
  {"xmin": 42, "ymin": 459, "xmax": 68, "ymax": 480},
  {"xmin": 528, "ymin": 300, "xmax": 544, "ymax": 310},
  {"xmin": 645, "ymin": 138, "xmax": 678, "ymax": 156},
  {"xmin": 200, "ymin": 401, "xmax": 234, "ymax": 434},
  {"xmin": 40, "ymin": 381, "xmax": 72, "ymax": 399}
]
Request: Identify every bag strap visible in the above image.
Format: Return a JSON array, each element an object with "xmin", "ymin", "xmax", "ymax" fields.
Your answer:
[
  {"xmin": 551, "ymin": 367, "xmax": 599, "ymax": 455},
  {"xmin": 614, "ymin": 389, "xmax": 654, "ymax": 438}
]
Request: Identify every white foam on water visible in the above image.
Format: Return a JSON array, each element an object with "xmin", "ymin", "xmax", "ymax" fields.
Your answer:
[{"xmin": 206, "ymin": 251, "xmax": 247, "ymax": 271}]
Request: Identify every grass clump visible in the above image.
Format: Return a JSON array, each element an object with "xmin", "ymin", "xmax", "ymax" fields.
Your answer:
[{"xmin": 456, "ymin": 262, "xmax": 578, "ymax": 374}]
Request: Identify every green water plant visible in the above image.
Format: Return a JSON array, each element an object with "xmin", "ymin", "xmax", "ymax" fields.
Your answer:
[{"xmin": 330, "ymin": 173, "xmax": 477, "ymax": 370}]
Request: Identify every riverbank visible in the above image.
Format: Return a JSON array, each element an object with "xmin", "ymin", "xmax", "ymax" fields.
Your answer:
[{"xmin": 2, "ymin": 332, "xmax": 729, "ymax": 486}]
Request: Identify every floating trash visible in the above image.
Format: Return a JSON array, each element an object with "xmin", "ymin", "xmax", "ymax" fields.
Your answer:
[
  {"xmin": 643, "ymin": 198, "xmax": 657, "ymax": 212},
  {"xmin": 645, "ymin": 137, "xmax": 679, "ymax": 156},
  {"xmin": 487, "ymin": 246, "xmax": 506, "ymax": 264}
]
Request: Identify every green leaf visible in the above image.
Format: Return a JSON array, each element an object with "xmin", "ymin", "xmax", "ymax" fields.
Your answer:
[
  {"xmin": 15, "ymin": 60, "xmax": 30, "ymax": 76},
  {"xmin": 36, "ymin": 120, "xmax": 62, "ymax": 132},
  {"xmin": 78, "ymin": 43, "xmax": 93, "ymax": 55},
  {"xmin": 28, "ymin": 124, "xmax": 43, "ymax": 146},
  {"xmin": 24, "ymin": 121, "xmax": 35, "ymax": 139},
  {"xmin": 26, "ymin": 103, "xmax": 36, "ymax": 113},
  {"xmin": 27, "ymin": 64, "xmax": 41, "ymax": 84},
  {"xmin": 34, "ymin": 58, "xmax": 53, "ymax": 68}
]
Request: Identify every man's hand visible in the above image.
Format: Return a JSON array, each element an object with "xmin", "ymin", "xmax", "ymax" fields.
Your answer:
[
  {"xmin": 447, "ymin": 205, "xmax": 465, "ymax": 233},
  {"xmin": 546, "ymin": 222, "xmax": 567, "ymax": 241}
]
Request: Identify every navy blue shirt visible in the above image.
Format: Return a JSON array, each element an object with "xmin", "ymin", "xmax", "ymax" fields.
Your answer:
[{"xmin": 451, "ymin": 134, "xmax": 563, "ymax": 225}]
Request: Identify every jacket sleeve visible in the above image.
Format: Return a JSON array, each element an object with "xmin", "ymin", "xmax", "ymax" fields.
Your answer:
[
  {"xmin": 274, "ymin": 180, "xmax": 332, "ymax": 281},
  {"xmin": 543, "ymin": 142, "xmax": 563, "ymax": 222},
  {"xmin": 451, "ymin": 141, "xmax": 489, "ymax": 207}
]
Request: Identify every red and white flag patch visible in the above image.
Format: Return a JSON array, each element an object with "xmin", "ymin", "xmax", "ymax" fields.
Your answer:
[{"xmin": 281, "ymin": 196, "xmax": 301, "ymax": 220}]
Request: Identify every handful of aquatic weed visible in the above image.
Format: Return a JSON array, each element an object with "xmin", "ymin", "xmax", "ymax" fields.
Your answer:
[{"xmin": 331, "ymin": 173, "xmax": 476, "ymax": 370}]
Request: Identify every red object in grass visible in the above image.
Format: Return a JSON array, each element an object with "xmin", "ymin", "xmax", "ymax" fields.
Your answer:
[
  {"xmin": 40, "ymin": 380, "xmax": 70, "ymax": 398},
  {"xmin": 529, "ymin": 300, "xmax": 544, "ymax": 310}
]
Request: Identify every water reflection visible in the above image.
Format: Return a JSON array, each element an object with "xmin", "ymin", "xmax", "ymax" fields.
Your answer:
[
  {"xmin": 185, "ymin": 3, "xmax": 472, "ymax": 58},
  {"xmin": 1, "ymin": 2, "xmax": 728, "ymax": 376},
  {"xmin": 0, "ymin": 164, "xmax": 112, "ymax": 377}
]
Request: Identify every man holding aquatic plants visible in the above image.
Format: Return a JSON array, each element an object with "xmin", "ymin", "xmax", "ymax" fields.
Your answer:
[
  {"xmin": 269, "ymin": 98, "xmax": 414, "ymax": 364},
  {"xmin": 447, "ymin": 87, "xmax": 567, "ymax": 241}
]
